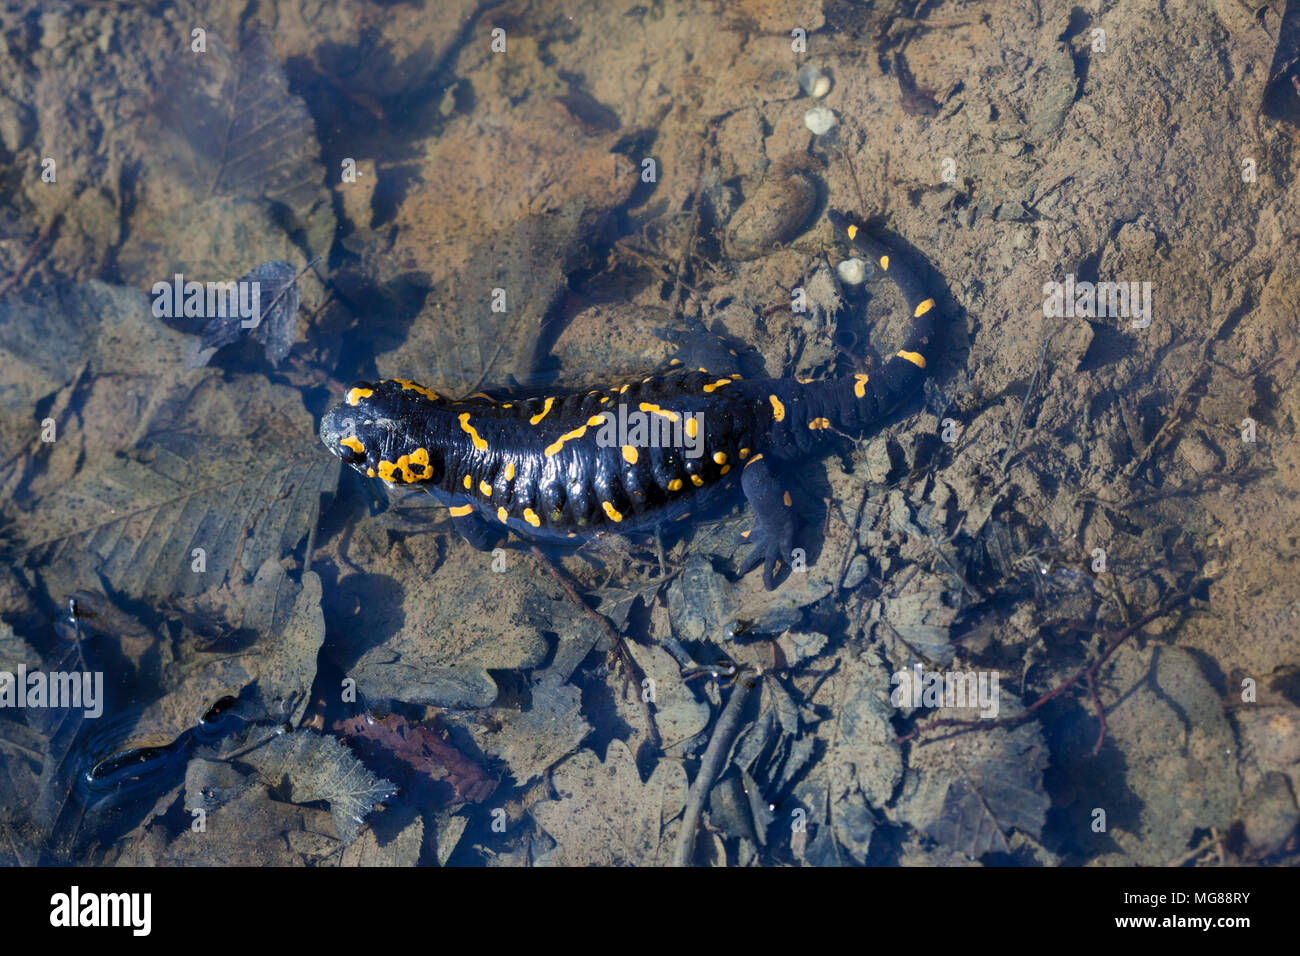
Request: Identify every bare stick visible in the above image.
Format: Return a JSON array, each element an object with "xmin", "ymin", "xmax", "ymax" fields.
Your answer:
[{"xmin": 672, "ymin": 675, "xmax": 755, "ymax": 867}]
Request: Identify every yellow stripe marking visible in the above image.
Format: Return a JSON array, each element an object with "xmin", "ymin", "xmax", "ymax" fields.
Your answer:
[
  {"xmin": 393, "ymin": 378, "xmax": 439, "ymax": 401},
  {"xmin": 853, "ymin": 373, "xmax": 870, "ymax": 398},
  {"xmin": 809, "ymin": 417, "xmax": 831, "ymax": 430},
  {"xmin": 622, "ymin": 445, "xmax": 638, "ymax": 464},
  {"xmin": 523, "ymin": 508, "xmax": 541, "ymax": 527},
  {"xmin": 529, "ymin": 397, "xmax": 554, "ymax": 425},
  {"xmin": 345, "ymin": 387, "xmax": 372, "ymax": 406},
  {"xmin": 467, "ymin": 392, "xmax": 492, "ymax": 401},
  {"xmin": 449, "ymin": 504, "xmax": 474, "ymax": 517},
  {"xmin": 745, "ymin": 453, "xmax": 764, "ymax": 468},
  {"xmin": 545, "ymin": 425, "xmax": 588, "ymax": 457},
  {"xmin": 458, "ymin": 413, "xmax": 488, "ymax": 451},
  {"xmin": 639, "ymin": 403, "xmax": 679, "ymax": 423},
  {"xmin": 602, "ymin": 501, "xmax": 623, "ymax": 522},
  {"xmin": 897, "ymin": 350, "xmax": 927, "ymax": 369},
  {"xmin": 339, "ymin": 436, "xmax": 364, "ymax": 454},
  {"xmin": 702, "ymin": 378, "xmax": 732, "ymax": 393},
  {"xmin": 913, "ymin": 298, "xmax": 935, "ymax": 318},
  {"xmin": 769, "ymin": 395, "xmax": 785, "ymax": 422}
]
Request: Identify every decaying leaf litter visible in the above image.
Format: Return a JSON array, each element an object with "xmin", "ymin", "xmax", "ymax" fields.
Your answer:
[{"xmin": 0, "ymin": 0, "xmax": 1298, "ymax": 865}]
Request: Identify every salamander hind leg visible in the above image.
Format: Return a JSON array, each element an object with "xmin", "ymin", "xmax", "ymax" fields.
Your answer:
[
  {"xmin": 651, "ymin": 325, "xmax": 750, "ymax": 378},
  {"xmin": 737, "ymin": 456, "xmax": 796, "ymax": 590}
]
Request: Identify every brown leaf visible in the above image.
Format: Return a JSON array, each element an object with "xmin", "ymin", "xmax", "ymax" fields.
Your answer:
[{"xmin": 335, "ymin": 713, "xmax": 495, "ymax": 805}]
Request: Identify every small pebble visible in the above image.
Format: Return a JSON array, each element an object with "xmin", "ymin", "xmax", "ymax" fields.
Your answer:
[
  {"xmin": 797, "ymin": 64, "xmax": 833, "ymax": 99},
  {"xmin": 836, "ymin": 257, "xmax": 868, "ymax": 285},
  {"xmin": 804, "ymin": 106, "xmax": 836, "ymax": 135}
]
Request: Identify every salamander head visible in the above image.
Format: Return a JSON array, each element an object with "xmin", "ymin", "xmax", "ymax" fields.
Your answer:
[{"xmin": 319, "ymin": 380, "xmax": 445, "ymax": 485}]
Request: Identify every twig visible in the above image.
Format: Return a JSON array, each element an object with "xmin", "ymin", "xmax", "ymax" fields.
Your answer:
[
  {"xmin": 672, "ymin": 674, "xmax": 755, "ymax": 867},
  {"xmin": 0, "ymin": 211, "xmax": 62, "ymax": 297},
  {"xmin": 1000, "ymin": 318, "xmax": 1059, "ymax": 474},
  {"xmin": 896, "ymin": 586, "xmax": 1197, "ymax": 747},
  {"xmin": 528, "ymin": 545, "xmax": 662, "ymax": 754}
]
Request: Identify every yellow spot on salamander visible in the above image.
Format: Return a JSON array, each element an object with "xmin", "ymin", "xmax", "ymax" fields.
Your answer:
[
  {"xmin": 467, "ymin": 392, "xmax": 492, "ymax": 401},
  {"xmin": 366, "ymin": 467, "xmax": 376, "ymax": 478},
  {"xmin": 690, "ymin": 474, "xmax": 704, "ymax": 487},
  {"xmin": 600, "ymin": 396, "xmax": 610, "ymax": 404},
  {"xmin": 505, "ymin": 462, "xmax": 515, "ymax": 481},
  {"xmin": 669, "ymin": 358, "xmax": 682, "ymax": 365},
  {"xmin": 783, "ymin": 491, "xmax": 792, "ymax": 506},
  {"xmin": 392, "ymin": 378, "xmax": 440, "ymax": 401},
  {"xmin": 449, "ymin": 504, "xmax": 474, "ymax": 517},
  {"xmin": 745, "ymin": 453, "xmax": 764, "ymax": 468},
  {"xmin": 622, "ymin": 445, "xmax": 638, "ymax": 464},
  {"xmin": 377, "ymin": 460, "xmax": 398, "ymax": 481},
  {"xmin": 497, "ymin": 507, "xmax": 508, "ymax": 523},
  {"xmin": 479, "ymin": 480, "xmax": 493, "ymax": 497},
  {"xmin": 685, "ymin": 417, "xmax": 698, "ymax": 438},
  {"xmin": 879, "ymin": 255, "xmax": 889, "ymax": 271},
  {"xmin": 702, "ymin": 378, "xmax": 732, "ymax": 393},
  {"xmin": 619, "ymin": 384, "xmax": 630, "ymax": 394},
  {"xmin": 713, "ymin": 451, "xmax": 727, "ymax": 465},
  {"xmin": 339, "ymin": 436, "xmax": 365, "ymax": 454},
  {"xmin": 602, "ymin": 501, "xmax": 623, "ymax": 522},
  {"xmin": 853, "ymin": 373, "xmax": 870, "ymax": 398},
  {"xmin": 529, "ymin": 397, "xmax": 554, "ymax": 425},
  {"xmin": 913, "ymin": 298, "xmax": 935, "ymax": 318},
  {"xmin": 897, "ymin": 350, "xmax": 927, "ymax": 369},
  {"xmin": 847, "ymin": 224, "xmax": 859, "ymax": 240},
  {"xmin": 667, "ymin": 478, "xmax": 683, "ymax": 491},
  {"xmin": 720, "ymin": 464, "xmax": 731, "ymax": 475},
  {"xmin": 809, "ymin": 417, "xmax": 831, "ymax": 430},
  {"xmin": 463, "ymin": 475, "xmax": 472, "ymax": 489},
  {"xmin": 458, "ymin": 413, "xmax": 488, "ymax": 451},
  {"xmin": 639, "ymin": 403, "xmax": 679, "ymax": 423},
  {"xmin": 739, "ymin": 448, "xmax": 750, "ymax": 459},
  {"xmin": 587, "ymin": 415, "xmax": 606, "ymax": 427},
  {"xmin": 345, "ymin": 387, "xmax": 373, "ymax": 406},
  {"xmin": 769, "ymin": 395, "xmax": 785, "ymax": 422},
  {"xmin": 523, "ymin": 508, "xmax": 541, "ymax": 527},
  {"xmin": 545, "ymin": 424, "xmax": 589, "ymax": 457}
]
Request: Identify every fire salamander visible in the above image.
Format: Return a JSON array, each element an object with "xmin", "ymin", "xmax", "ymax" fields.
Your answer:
[{"xmin": 320, "ymin": 211, "xmax": 938, "ymax": 589}]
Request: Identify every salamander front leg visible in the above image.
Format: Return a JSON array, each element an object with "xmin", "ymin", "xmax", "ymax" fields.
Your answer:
[
  {"xmin": 737, "ymin": 456, "xmax": 796, "ymax": 590},
  {"xmin": 450, "ymin": 508, "xmax": 503, "ymax": 552}
]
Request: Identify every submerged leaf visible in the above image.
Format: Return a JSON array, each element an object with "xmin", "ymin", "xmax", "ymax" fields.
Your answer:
[
  {"xmin": 246, "ymin": 731, "xmax": 396, "ymax": 844},
  {"xmin": 188, "ymin": 260, "xmax": 302, "ymax": 368},
  {"xmin": 335, "ymin": 713, "xmax": 495, "ymax": 805}
]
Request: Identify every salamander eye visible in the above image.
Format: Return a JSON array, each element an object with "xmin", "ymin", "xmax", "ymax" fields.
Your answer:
[{"xmin": 337, "ymin": 435, "xmax": 367, "ymax": 465}]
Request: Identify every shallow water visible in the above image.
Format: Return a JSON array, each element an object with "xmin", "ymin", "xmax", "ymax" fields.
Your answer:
[{"xmin": 0, "ymin": 0, "xmax": 1297, "ymax": 867}]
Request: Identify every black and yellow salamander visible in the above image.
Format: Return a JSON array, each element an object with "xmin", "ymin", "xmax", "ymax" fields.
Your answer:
[{"xmin": 320, "ymin": 211, "xmax": 938, "ymax": 589}]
